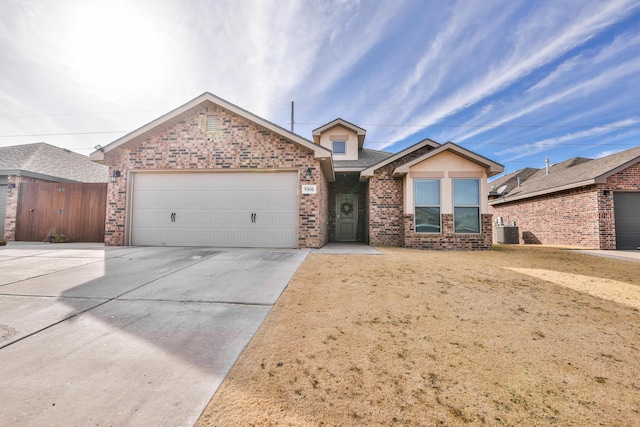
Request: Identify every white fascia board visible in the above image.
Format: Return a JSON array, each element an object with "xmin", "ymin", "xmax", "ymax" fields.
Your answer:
[
  {"xmin": 393, "ymin": 142, "xmax": 504, "ymax": 176},
  {"xmin": 335, "ymin": 167, "xmax": 366, "ymax": 172},
  {"xmin": 360, "ymin": 139, "xmax": 440, "ymax": 177}
]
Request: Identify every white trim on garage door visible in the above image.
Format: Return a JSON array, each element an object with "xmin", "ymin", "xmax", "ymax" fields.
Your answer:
[{"xmin": 130, "ymin": 171, "xmax": 299, "ymax": 248}]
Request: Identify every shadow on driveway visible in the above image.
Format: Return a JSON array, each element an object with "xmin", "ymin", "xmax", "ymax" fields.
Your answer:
[{"xmin": 0, "ymin": 243, "xmax": 308, "ymax": 426}]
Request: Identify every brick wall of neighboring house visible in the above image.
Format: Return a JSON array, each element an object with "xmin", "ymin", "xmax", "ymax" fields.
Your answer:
[
  {"xmin": 488, "ymin": 162, "xmax": 640, "ymax": 250},
  {"xmin": 327, "ymin": 173, "xmax": 368, "ymax": 242},
  {"xmin": 605, "ymin": 161, "xmax": 640, "ymax": 249},
  {"xmin": 3, "ymin": 175, "xmax": 52, "ymax": 241},
  {"xmin": 489, "ymin": 185, "xmax": 601, "ymax": 248},
  {"xmin": 368, "ymin": 146, "xmax": 435, "ymax": 246},
  {"xmin": 404, "ymin": 214, "xmax": 493, "ymax": 250},
  {"xmin": 104, "ymin": 104, "xmax": 328, "ymax": 248},
  {"xmin": 607, "ymin": 162, "xmax": 640, "ymax": 189}
]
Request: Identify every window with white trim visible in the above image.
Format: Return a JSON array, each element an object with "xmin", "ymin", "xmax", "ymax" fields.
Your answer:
[
  {"xmin": 332, "ymin": 141, "xmax": 346, "ymax": 154},
  {"xmin": 414, "ymin": 179, "xmax": 441, "ymax": 233},
  {"xmin": 453, "ymin": 179, "xmax": 480, "ymax": 233}
]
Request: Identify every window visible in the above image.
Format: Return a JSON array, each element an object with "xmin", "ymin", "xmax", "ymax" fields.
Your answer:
[
  {"xmin": 414, "ymin": 179, "xmax": 440, "ymax": 233},
  {"xmin": 332, "ymin": 141, "xmax": 346, "ymax": 154},
  {"xmin": 453, "ymin": 179, "xmax": 480, "ymax": 233}
]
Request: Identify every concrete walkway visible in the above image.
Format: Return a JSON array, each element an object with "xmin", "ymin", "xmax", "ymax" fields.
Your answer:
[
  {"xmin": 312, "ymin": 243, "xmax": 382, "ymax": 254},
  {"xmin": 576, "ymin": 249, "xmax": 640, "ymax": 263},
  {"xmin": 0, "ymin": 243, "xmax": 308, "ymax": 426}
]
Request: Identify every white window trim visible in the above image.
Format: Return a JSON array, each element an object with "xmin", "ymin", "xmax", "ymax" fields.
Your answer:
[
  {"xmin": 452, "ymin": 178, "xmax": 481, "ymax": 234},
  {"xmin": 414, "ymin": 178, "xmax": 441, "ymax": 234},
  {"xmin": 332, "ymin": 140, "xmax": 346, "ymax": 154}
]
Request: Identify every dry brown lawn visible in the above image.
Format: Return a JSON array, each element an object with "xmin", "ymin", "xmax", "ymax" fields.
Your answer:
[{"xmin": 196, "ymin": 246, "xmax": 640, "ymax": 426}]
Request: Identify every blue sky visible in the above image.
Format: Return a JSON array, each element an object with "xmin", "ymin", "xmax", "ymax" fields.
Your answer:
[{"xmin": 1, "ymin": 0, "xmax": 640, "ymax": 177}]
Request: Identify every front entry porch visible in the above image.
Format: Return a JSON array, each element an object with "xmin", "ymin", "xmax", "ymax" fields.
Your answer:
[{"xmin": 328, "ymin": 173, "xmax": 368, "ymax": 243}]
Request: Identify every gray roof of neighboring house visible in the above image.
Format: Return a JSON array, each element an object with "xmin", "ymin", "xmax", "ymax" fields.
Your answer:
[
  {"xmin": 488, "ymin": 167, "xmax": 539, "ymax": 197},
  {"xmin": 334, "ymin": 148, "xmax": 393, "ymax": 170},
  {"xmin": 0, "ymin": 142, "xmax": 108, "ymax": 183},
  {"xmin": 490, "ymin": 145, "xmax": 640, "ymax": 204}
]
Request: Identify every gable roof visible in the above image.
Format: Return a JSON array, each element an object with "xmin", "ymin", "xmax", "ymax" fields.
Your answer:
[
  {"xmin": 360, "ymin": 137, "xmax": 441, "ymax": 178},
  {"xmin": 312, "ymin": 118, "xmax": 366, "ymax": 150},
  {"xmin": 0, "ymin": 142, "xmax": 108, "ymax": 183},
  {"xmin": 90, "ymin": 92, "xmax": 335, "ymax": 181},
  {"xmin": 490, "ymin": 145, "xmax": 640, "ymax": 204},
  {"xmin": 392, "ymin": 142, "xmax": 504, "ymax": 177}
]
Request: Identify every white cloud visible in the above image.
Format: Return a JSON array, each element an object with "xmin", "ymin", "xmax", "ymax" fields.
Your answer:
[
  {"xmin": 1, "ymin": 0, "xmax": 639, "ymax": 162},
  {"xmin": 500, "ymin": 117, "xmax": 640, "ymax": 160},
  {"xmin": 369, "ymin": 0, "xmax": 640, "ymax": 148},
  {"xmin": 448, "ymin": 30, "xmax": 640, "ymax": 143}
]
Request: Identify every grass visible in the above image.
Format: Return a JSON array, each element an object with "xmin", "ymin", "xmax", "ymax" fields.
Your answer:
[{"xmin": 197, "ymin": 245, "xmax": 640, "ymax": 426}]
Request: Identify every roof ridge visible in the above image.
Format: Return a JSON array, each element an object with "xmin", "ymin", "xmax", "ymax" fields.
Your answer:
[
  {"xmin": 20, "ymin": 142, "xmax": 46, "ymax": 171},
  {"xmin": 491, "ymin": 144, "xmax": 640, "ymax": 204}
]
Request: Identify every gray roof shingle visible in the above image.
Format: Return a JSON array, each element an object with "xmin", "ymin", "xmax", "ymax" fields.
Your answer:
[
  {"xmin": 0, "ymin": 143, "xmax": 108, "ymax": 183},
  {"xmin": 334, "ymin": 148, "xmax": 393, "ymax": 170},
  {"xmin": 491, "ymin": 145, "xmax": 640, "ymax": 203}
]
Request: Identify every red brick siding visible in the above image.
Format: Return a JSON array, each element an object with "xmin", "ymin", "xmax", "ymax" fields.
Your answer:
[
  {"xmin": 404, "ymin": 214, "xmax": 493, "ymax": 250},
  {"xmin": 489, "ymin": 161, "xmax": 640, "ymax": 249},
  {"xmin": 489, "ymin": 186, "xmax": 600, "ymax": 248},
  {"xmin": 607, "ymin": 162, "xmax": 640, "ymax": 189},
  {"xmin": 104, "ymin": 104, "xmax": 328, "ymax": 248},
  {"xmin": 300, "ymin": 165, "xmax": 329, "ymax": 248},
  {"xmin": 368, "ymin": 145, "xmax": 434, "ymax": 246}
]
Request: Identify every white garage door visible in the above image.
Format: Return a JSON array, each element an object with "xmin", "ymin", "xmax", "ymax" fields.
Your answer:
[{"xmin": 130, "ymin": 172, "xmax": 299, "ymax": 248}]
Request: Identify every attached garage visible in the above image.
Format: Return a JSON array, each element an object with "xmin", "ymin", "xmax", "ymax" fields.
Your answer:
[
  {"xmin": 614, "ymin": 192, "xmax": 640, "ymax": 250},
  {"xmin": 130, "ymin": 171, "xmax": 299, "ymax": 248},
  {"xmin": 91, "ymin": 92, "xmax": 334, "ymax": 249}
]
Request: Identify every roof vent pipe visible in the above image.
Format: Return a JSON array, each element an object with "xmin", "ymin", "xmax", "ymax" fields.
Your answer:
[
  {"xmin": 545, "ymin": 159, "xmax": 550, "ymax": 175},
  {"xmin": 517, "ymin": 177, "xmax": 521, "ymax": 187}
]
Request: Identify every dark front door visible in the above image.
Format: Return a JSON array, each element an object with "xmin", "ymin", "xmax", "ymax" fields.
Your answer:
[{"xmin": 336, "ymin": 194, "xmax": 358, "ymax": 241}]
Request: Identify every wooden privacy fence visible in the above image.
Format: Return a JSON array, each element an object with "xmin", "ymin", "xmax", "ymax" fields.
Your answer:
[{"xmin": 16, "ymin": 182, "xmax": 107, "ymax": 242}]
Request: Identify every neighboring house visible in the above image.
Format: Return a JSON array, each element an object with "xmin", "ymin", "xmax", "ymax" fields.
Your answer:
[
  {"xmin": 1, "ymin": 142, "xmax": 108, "ymax": 241},
  {"xmin": 90, "ymin": 92, "xmax": 503, "ymax": 250},
  {"xmin": 488, "ymin": 146, "xmax": 640, "ymax": 250}
]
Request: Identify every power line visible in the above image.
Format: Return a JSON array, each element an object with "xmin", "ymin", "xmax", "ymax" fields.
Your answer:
[
  {"xmin": 2, "ymin": 120, "xmax": 639, "ymax": 142},
  {"xmin": 0, "ymin": 110, "xmax": 168, "ymax": 119},
  {"xmin": 3, "ymin": 99, "xmax": 640, "ymax": 121},
  {"xmin": 0, "ymin": 131, "xmax": 129, "ymax": 138},
  {"xmin": 293, "ymin": 122, "xmax": 640, "ymax": 129}
]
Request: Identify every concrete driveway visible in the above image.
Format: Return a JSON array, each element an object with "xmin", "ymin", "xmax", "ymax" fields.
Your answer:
[{"xmin": 0, "ymin": 243, "xmax": 309, "ymax": 426}]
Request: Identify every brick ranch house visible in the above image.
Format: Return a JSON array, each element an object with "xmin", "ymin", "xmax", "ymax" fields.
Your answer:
[
  {"xmin": 488, "ymin": 146, "xmax": 640, "ymax": 250},
  {"xmin": 90, "ymin": 92, "xmax": 504, "ymax": 250}
]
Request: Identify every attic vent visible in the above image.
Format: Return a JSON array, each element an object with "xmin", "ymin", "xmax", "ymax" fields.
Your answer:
[{"xmin": 206, "ymin": 116, "xmax": 218, "ymax": 132}]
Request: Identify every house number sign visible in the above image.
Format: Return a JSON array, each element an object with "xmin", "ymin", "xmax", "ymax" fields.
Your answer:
[{"xmin": 301, "ymin": 184, "xmax": 317, "ymax": 194}]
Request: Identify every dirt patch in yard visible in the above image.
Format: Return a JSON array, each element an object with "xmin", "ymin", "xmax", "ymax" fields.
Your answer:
[{"xmin": 197, "ymin": 246, "xmax": 640, "ymax": 426}]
